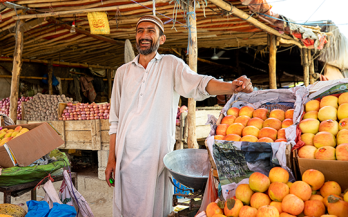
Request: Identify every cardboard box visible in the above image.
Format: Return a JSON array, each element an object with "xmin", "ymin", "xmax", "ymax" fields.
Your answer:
[
  {"xmin": 0, "ymin": 122, "xmax": 64, "ymax": 168},
  {"xmin": 295, "ymin": 151, "xmax": 348, "ymax": 190}
]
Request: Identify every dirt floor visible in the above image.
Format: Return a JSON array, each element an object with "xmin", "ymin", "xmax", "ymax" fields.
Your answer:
[{"xmin": 0, "ymin": 169, "xmax": 114, "ymax": 217}]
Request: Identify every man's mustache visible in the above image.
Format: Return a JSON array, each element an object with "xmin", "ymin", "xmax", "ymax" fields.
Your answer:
[{"xmin": 138, "ymin": 39, "xmax": 152, "ymax": 43}]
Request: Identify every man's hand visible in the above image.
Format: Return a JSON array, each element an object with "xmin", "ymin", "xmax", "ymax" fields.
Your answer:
[
  {"xmin": 232, "ymin": 75, "xmax": 253, "ymax": 93},
  {"xmin": 105, "ymin": 159, "xmax": 116, "ymax": 187}
]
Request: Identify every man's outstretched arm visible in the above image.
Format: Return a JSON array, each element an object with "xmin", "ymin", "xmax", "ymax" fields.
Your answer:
[{"xmin": 206, "ymin": 75, "xmax": 253, "ymax": 95}]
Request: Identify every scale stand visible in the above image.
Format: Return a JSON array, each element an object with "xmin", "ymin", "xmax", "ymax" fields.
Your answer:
[{"xmin": 169, "ymin": 177, "xmax": 204, "ymax": 217}]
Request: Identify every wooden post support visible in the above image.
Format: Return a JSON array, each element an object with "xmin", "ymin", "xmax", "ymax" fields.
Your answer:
[
  {"xmin": 268, "ymin": 34, "xmax": 277, "ymax": 89},
  {"xmin": 302, "ymin": 48, "xmax": 310, "ymax": 87},
  {"xmin": 107, "ymin": 69, "xmax": 112, "ymax": 102},
  {"xmin": 48, "ymin": 60, "xmax": 53, "ymax": 95},
  {"xmin": 56, "ymin": 77, "xmax": 63, "ymax": 95},
  {"xmin": 186, "ymin": 0, "xmax": 199, "ymax": 149},
  {"xmin": 9, "ymin": 20, "xmax": 24, "ymax": 122},
  {"xmin": 308, "ymin": 49, "xmax": 315, "ymax": 84}
]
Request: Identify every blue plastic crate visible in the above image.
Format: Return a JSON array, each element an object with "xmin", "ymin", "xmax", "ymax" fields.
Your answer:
[{"xmin": 173, "ymin": 178, "xmax": 194, "ymax": 199}]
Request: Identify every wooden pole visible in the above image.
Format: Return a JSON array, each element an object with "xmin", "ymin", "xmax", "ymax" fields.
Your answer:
[
  {"xmin": 56, "ymin": 77, "xmax": 63, "ymax": 95},
  {"xmin": 268, "ymin": 34, "xmax": 277, "ymax": 89},
  {"xmin": 302, "ymin": 48, "xmax": 309, "ymax": 87},
  {"xmin": 48, "ymin": 60, "xmax": 53, "ymax": 95},
  {"xmin": 9, "ymin": 20, "xmax": 25, "ymax": 123},
  {"xmin": 107, "ymin": 69, "xmax": 112, "ymax": 102},
  {"xmin": 187, "ymin": 0, "xmax": 199, "ymax": 149},
  {"xmin": 308, "ymin": 49, "xmax": 315, "ymax": 84}
]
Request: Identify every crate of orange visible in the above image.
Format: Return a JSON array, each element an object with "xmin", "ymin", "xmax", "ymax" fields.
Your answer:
[
  {"xmin": 293, "ymin": 80, "xmax": 348, "ymax": 190},
  {"xmin": 204, "ymin": 87, "xmax": 308, "ymax": 190}
]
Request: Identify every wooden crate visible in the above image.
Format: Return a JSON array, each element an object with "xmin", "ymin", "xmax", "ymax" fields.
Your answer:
[
  {"xmin": 175, "ymin": 108, "xmax": 221, "ymax": 149},
  {"xmin": 99, "ymin": 119, "xmax": 110, "ymax": 150},
  {"xmin": 64, "ymin": 120, "xmax": 101, "ymax": 150},
  {"xmin": 196, "ymin": 109, "xmax": 221, "ymax": 141}
]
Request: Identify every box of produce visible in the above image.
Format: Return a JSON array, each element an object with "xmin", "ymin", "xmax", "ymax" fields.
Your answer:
[
  {"xmin": 295, "ymin": 87, "xmax": 348, "ymax": 190},
  {"xmin": 205, "ymin": 168, "xmax": 348, "ymax": 216},
  {"xmin": 23, "ymin": 93, "xmax": 73, "ymax": 121},
  {"xmin": 58, "ymin": 102, "xmax": 110, "ymax": 121},
  {"xmin": 205, "ymin": 87, "xmax": 308, "ymax": 180},
  {"xmin": 0, "ymin": 122, "xmax": 64, "ymax": 168}
]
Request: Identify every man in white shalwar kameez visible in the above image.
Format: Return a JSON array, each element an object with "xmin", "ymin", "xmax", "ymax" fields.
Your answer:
[{"xmin": 106, "ymin": 15, "xmax": 253, "ymax": 217}]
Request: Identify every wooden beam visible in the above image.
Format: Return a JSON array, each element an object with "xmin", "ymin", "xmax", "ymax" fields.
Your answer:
[
  {"xmin": 308, "ymin": 49, "xmax": 315, "ymax": 84},
  {"xmin": 48, "ymin": 60, "xmax": 53, "ymax": 95},
  {"xmin": 0, "ymin": 57, "xmax": 116, "ymax": 69},
  {"xmin": 12, "ymin": 0, "xmax": 167, "ymax": 20},
  {"xmin": 187, "ymin": 0, "xmax": 199, "ymax": 149},
  {"xmin": 302, "ymin": 48, "xmax": 309, "ymax": 87},
  {"xmin": 0, "ymin": 75, "xmax": 111, "ymax": 81},
  {"xmin": 197, "ymin": 57, "xmax": 239, "ymax": 72},
  {"xmin": 10, "ymin": 20, "xmax": 25, "ymax": 122},
  {"xmin": 207, "ymin": 0, "xmax": 298, "ymax": 42},
  {"xmin": 48, "ymin": 18, "xmax": 124, "ymax": 45},
  {"xmin": 169, "ymin": 47, "xmax": 239, "ymax": 72},
  {"xmin": 268, "ymin": 34, "xmax": 277, "ymax": 89},
  {"xmin": 278, "ymin": 38, "xmax": 303, "ymax": 48}
]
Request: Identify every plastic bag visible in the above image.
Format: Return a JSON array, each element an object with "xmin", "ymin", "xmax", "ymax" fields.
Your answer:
[
  {"xmin": 26, "ymin": 200, "xmax": 50, "ymax": 217},
  {"xmin": 198, "ymin": 169, "xmax": 218, "ymax": 213},
  {"xmin": 59, "ymin": 170, "xmax": 94, "ymax": 217},
  {"xmin": 43, "ymin": 180, "xmax": 62, "ymax": 209},
  {"xmin": 87, "ymin": 12, "xmax": 110, "ymax": 35},
  {"xmin": 26, "ymin": 201, "xmax": 76, "ymax": 217},
  {"xmin": 47, "ymin": 203, "xmax": 77, "ymax": 217}
]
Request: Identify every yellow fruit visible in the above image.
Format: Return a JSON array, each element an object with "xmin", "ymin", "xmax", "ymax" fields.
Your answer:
[
  {"xmin": 0, "ymin": 132, "xmax": 6, "ymax": 139},
  {"xmin": 0, "ymin": 137, "xmax": 12, "ymax": 146},
  {"xmin": 11, "ymin": 132, "xmax": 19, "ymax": 138},
  {"xmin": 0, "ymin": 204, "xmax": 26, "ymax": 217},
  {"xmin": 19, "ymin": 128, "xmax": 29, "ymax": 134},
  {"xmin": 14, "ymin": 132, "xmax": 24, "ymax": 138},
  {"xmin": 4, "ymin": 132, "xmax": 12, "ymax": 138},
  {"xmin": 14, "ymin": 126, "xmax": 22, "ymax": 132}
]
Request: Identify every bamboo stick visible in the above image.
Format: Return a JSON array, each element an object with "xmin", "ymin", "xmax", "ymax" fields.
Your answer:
[
  {"xmin": 268, "ymin": 34, "xmax": 277, "ymax": 89},
  {"xmin": 12, "ymin": 0, "xmax": 167, "ymax": 20},
  {"xmin": 10, "ymin": 20, "xmax": 25, "ymax": 122},
  {"xmin": 0, "ymin": 57, "xmax": 117, "ymax": 69},
  {"xmin": 48, "ymin": 18, "xmax": 124, "ymax": 45},
  {"xmin": 308, "ymin": 49, "xmax": 315, "ymax": 84},
  {"xmin": 187, "ymin": 0, "xmax": 198, "ymax": 149},
  {"xmin": 0, "ymin": 75, "xmax": 78, "ymax": 81}
]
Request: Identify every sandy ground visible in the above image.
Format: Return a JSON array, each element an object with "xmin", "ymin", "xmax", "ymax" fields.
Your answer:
[{"xmin": 0, "ymin": 169, "xmax": 114, "ymax": 217}]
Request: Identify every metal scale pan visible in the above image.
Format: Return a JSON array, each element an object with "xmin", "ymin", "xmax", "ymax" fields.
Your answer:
[{"xmin": 163, "ymin": 149, "xmax": 210, "ymax": 191}]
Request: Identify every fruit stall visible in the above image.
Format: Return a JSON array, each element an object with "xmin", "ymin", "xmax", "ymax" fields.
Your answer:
[{"xmin": 166, "ymin": 81, "xmax": 348, "ymax": 217}]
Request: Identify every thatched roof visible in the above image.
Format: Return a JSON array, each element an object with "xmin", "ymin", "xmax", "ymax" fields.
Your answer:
[{"xmin": 0, "ymin": 0, "xmax": 329, "ymax": 69}]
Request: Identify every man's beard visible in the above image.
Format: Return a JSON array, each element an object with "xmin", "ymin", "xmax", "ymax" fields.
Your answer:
[{"xmin": 136, "ymin": 38, "xmax": 160, "ymax": 55}]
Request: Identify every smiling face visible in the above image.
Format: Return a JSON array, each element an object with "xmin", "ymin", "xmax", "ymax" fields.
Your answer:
[{"xmin": 136, "ymin": 21, "xmax": 166, "ymax": 55}]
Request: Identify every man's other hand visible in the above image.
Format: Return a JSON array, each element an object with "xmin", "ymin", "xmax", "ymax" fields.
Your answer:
[
  {"xmin": 232, "ymin": 75, "xmax": 253, "ymax": 93},
  {"xmin": 105, "ymin": 160, "xmax": 116, "ymax": 187}
]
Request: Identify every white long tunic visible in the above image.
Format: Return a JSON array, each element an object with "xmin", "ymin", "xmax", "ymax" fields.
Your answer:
[{"xmin": 109, "ymin": 53, "xmax": 214, "ymax": 217}]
